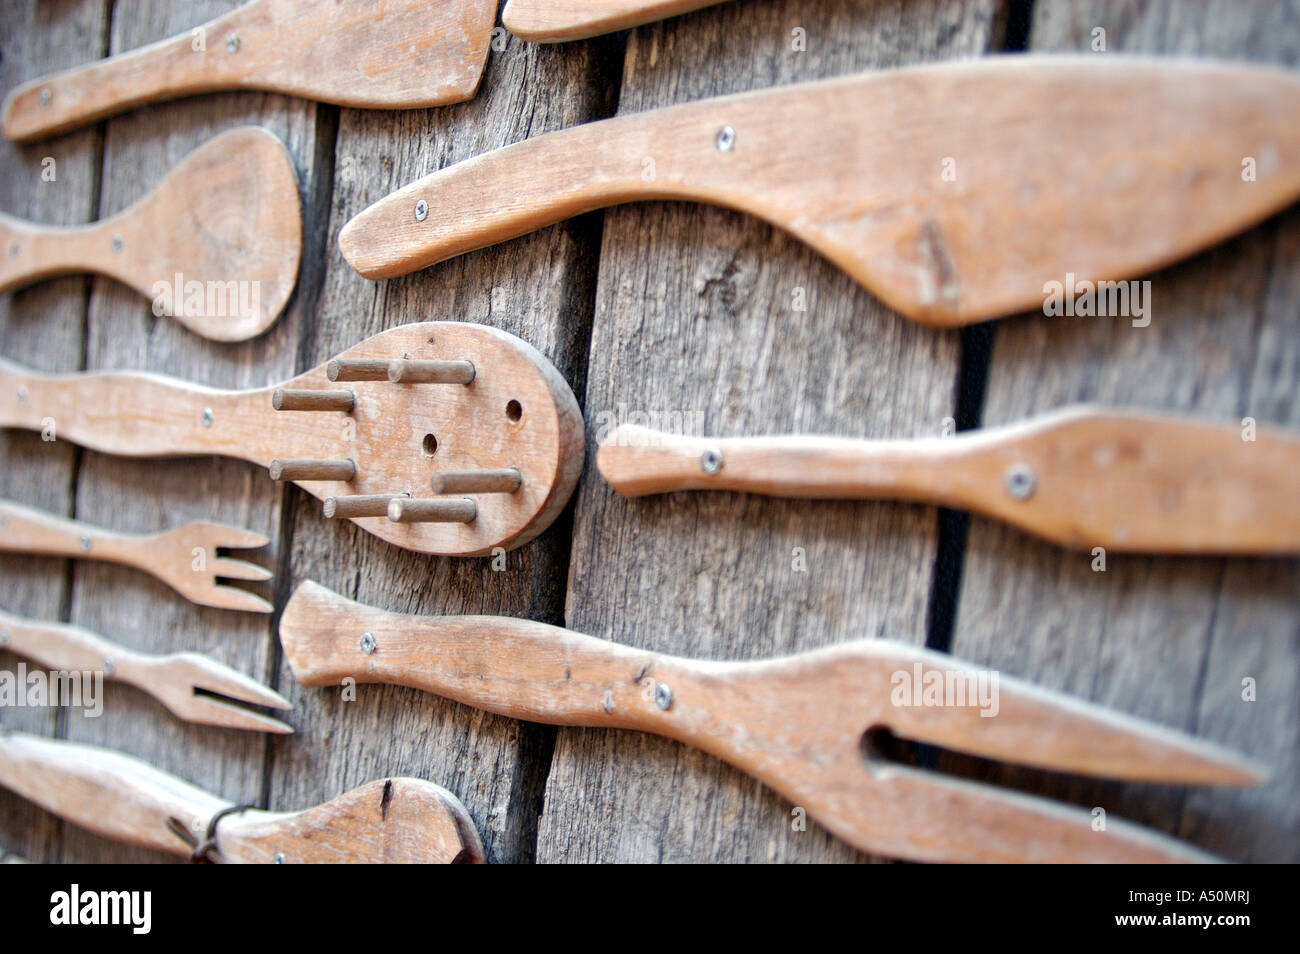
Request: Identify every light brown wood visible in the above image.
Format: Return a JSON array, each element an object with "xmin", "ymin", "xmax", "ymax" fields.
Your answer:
[
  {"xmin": 0, "ymin": 500, "xmax": 273, "ymax": 613},
  {"xmin": 596, "ymin": 406, "xmax": 1300, "ymax": 554},
  {"xmin": 388, "ymin": 497, "xmax": 477, "ymax": 523},
  {"xmin": 388, "ymin": 359, "xmax": 476, "ymax": 384},
  {"xmin": 0, "ymin": 0, "xmax": 498, "ymax": 143},
  {"xmin": 0, "ymin": 731, "xmax": 482, "ymax": 863},
  {"xmin": 0, "ymin": 606, "xmax": 291, "ymax": 732},
  {"xmin": 280, "ymin": 581, "xmax": 1263, "ymax": 863},
  {"xmin": 504, "ymin": 0, "xmax": 727, "ymax": 41},
  {"xmin": 0, "ymin": 127, "xmax": 300, "ymax": 341},
  {"xmin": 272, "ymin": 389, "xmax": 354, "ymax": 412},
  {"xmin": 431, "ymin": 469, "xmax": 523, "ymax": 494},
  {"xmin": 0, "ymin": 322, "xmax": 585, "ymax": 556},
  {"xmin": 341, "ymin": 55, "xmax": 1300, "ymax": 326}
]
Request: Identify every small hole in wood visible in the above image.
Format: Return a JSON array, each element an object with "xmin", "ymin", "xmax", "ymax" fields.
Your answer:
[
  {"xmin": 505, "ymin": 399, "xmax": 522, "ymax": 422},
  {"xmin": 422, "ymin": 434, "xmax": 438, "ymax": 456}
]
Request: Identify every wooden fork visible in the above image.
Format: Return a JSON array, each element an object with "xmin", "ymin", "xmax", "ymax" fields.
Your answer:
[
  {"xmin": 0, "ymin": 607, "xmax": 291, "ymax": 733},
  {"xmin": 0, "ymin": 127, "xmax": 301, "ymax": 342},
  {"xmin": 279, "ymin": 582, "xmax": 1264, "ymax": 863},
  {"xmin": 341, "ymin": 56, "xmax": 1300, "ymax": 327},
  {"xmin": 596, "ymin": 406, "xmax": 1300, "ymax": 555},
  {"xmin": 0, "ymin": 731, "xmax": 483, "ymax": 863},
  {"xmin": 0, "ymin": 322, "xmax": 584, "ymax": 557},
  {"xmin": 0, "ymin": 501, "xmax": 272, "ymax": 613},
  {"xmin": 1, "ymin": 0, "xmax": 498, "ymax": 143}
]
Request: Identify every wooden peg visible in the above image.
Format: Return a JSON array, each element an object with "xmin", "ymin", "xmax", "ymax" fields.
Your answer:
[
  {"xmin": 430, "ymin": 469, "xmax": 522, "ymax": 494},
  {"xmin": 269, "ymin": 459, "xmax": 356, "ymax": 482},
  {"xmin": 323, "ymin": 493, "xmax": 409, "ymax": 519},
  {"xmin": 387, "ymin": 359, "xmax": 476, "ymax": 385},
  {"xmin": 272, "ymin": 388, "xmax": 355, "ymax": 412},
  {"xmin": 326, "ymin": 358, "xmax": 390, "ymax": 382},
  {"xmin": 387, "ymin": 498, "xmax": 476, "ymax": 523}
]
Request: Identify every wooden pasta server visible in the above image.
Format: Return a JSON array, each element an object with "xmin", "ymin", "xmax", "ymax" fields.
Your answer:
[
  {"xmin": 1, "ymin": 0, "xmax": 498, "ymax": 143},
  {"xmin": 0, "ymin": 322, "xmax": 584, "ymax": 556},
  {"xmin": 0, "ymin": 127, "xmax": 300, "ymax": 342},
  {"xmin": 341, "ymin": 56, "xmax": 1300, "ymax": 327},
  {"xmin": 0, "ymin": 731, "xmax": 483, "ymax": 863},
  {"xmin": 597, "ymin": 406, "xmax": 1300, "ymax": 555},
  {"xmin": 279, "ymin": 582, "xmax": 1264, "ymax": 864}
]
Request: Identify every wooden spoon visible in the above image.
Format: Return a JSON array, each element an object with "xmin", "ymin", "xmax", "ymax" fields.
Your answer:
[
  {"xmin": 1, "ymin": 0, "xmax": 498, "ymax": 143},
  {"xmin": 0, "ymin": 127, "xmax": 301, "ymax": 342},
  {"xmin": 504, "ymin": 0, "xmax": 726, "ymax": 41},
  {"xmin": 340, "ymin": 56, "xmax": 1300, "ymax": 327},
  {"xmin": 0, "ymin": 730, "xmax": 483, "ymax": 863}
]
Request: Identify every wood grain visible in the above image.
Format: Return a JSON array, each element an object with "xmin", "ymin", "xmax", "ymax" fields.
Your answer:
[
  {"xmin": 538, "ymin": 0, "xmax": 997, "ymax": 863},
  {"xmin": 947, "ymin": 0, "xmax": 1300, "ymax": 863},
  {"xmin": 1, "ymin": 0, "xmax": 498, "ymax": 142},
  {"xmin": 0, "ymin": 0, "xmax": 109, "ymax": 865},
  {"xmin": 505, "ymin": 0, "xmax": 731, "ymax": 41},
  {"xmin": 596, "ymin": 409, "xmax": 1300, "ymax": 554},
  {"xmin": 341, "ymin": 55, "xmax": 1300, "ymax": 326},
  {"xmin": 0, "ymin": 126, "xmax": 301, "ymax": 340}
]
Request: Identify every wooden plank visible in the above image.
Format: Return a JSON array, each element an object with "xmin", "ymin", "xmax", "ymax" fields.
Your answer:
[
  {"xmin": 949, "ymin": 0, "xmax": 1300, "ymax": 862},
  {"xmin": 0, "ymin": 0, "xmax": 108, "ymax": 865},
  {"xmin": 262, "ymin": 30, "xmax": 623, "ymax": 863},
  {"xmin": 52, "ymin": 0, "xmax": 324, "ymax": 862},
  {"xmin": 538, "ymin": 0, "xmax": 999, "ymax": 862}
]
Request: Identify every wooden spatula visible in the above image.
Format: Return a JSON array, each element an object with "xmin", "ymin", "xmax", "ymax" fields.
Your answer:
[
  {"xmin": 1, "ymin": 0, "xmax": 498, "ymax": 143},
  {"xmin": 0, "ymin": 127, "xmax": 300, "ymax": 341},
  {"xmin": 597, "ymin": 407, "xmax": 1300, "ymax": 555},
  {"xmin": 0, "ymin": 730, "xmax": 483, "ymax": 863},
  {"xmin": 504, "ymin": 0, "xmax": 726, "ymax": 41},
  {"xmin": 341, "ymin": 56, "xmax": 1300, "ymax": 327}
]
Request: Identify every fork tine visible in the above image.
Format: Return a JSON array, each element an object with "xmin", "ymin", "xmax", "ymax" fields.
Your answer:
[
  {"xmin": 175, "ymin": 654, "xmax": 292, "ymax": 711},
  {"xmin": 203, "ymin": 525, "xmax": 272, "ymax": 550},
  {"xmin": 876, "ymin": 647, "xmax": 1266, "ymax": 786},
  {"xmin": 199, "ymin": 585, "xmax": 274, "ymax": 614},
  {"xmin": 183, "ymin": 694, "xmax": 294, "ymax": 734},
  {"xmin": 211, "ymin": 556, "xmax": 274, "ymax": 582}
]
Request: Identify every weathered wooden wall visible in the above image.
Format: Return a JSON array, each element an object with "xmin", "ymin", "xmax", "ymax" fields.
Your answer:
[{"xmin": 0, "ymin": 0, "xmax": 1295, "ymax": 863}]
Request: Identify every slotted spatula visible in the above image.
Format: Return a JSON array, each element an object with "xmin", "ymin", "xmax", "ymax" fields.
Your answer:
[
  {"xmin": 341, "ymin": 56, "xmax": 1300, "ymax": 327},
  {"xmin": 1, "ymin": 0, "xmax": 498, "ymax": 143}
]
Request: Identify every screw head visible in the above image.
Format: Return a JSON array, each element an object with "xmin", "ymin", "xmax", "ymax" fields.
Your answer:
[
  {"xmin": 226, "ymin": 33, "xmax": 240, "ymax": 53},
  {"xmin": 0, "ymin": 628, "xmax": 9, "ymax": 647},
  {"xmin": 39, "ymin": 88, "xmax": 50, "ymax": 107},
  {"xmin": 16, "ymin": 386, "xmax": 27, "ymax": 404},
  {"xmin": 654, "ymin": 682, "xmax": 673, "ymax": 710},
  {"xmin": 360, "ymin": 632, "xmax": 376, "ymax": 655},
  {"xmin": 715, "ymin": 125, "xmax": 736, "ymax": 152},
  {"xmin": 414, "ymin": 198, "xmax": 429, "ymax": 222},
  {"xmin": 201, "ymin": 408, "xmax": 213, "ymax": 427},
  {"xmin": 103, "ymin": 657, "xmax": 115, "ymax": 675},
  {"xmin": 80, "ymin": 534, "xmax": 92, "ymax": 551},
  {"xmin": 9, "ymin": 244, "xmax": 19, "ymax": 258},
  {"xmin": 700, "ymin": 446, "xmax": 723, "ymax": 475},
  {"xmin": 274, "ymin": 851, "xmax": 286, "ymax": 864},
  {"xmin": 1004, "ymin": 463, "xmax": 1037, "ymax": 500},
  {"xmin": 111, "ymin": 235, "xmax": 123, "ymax": 254}
]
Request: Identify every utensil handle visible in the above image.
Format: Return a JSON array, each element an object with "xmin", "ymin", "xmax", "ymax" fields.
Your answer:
[
  {"xmin": 0, "ymin": 731, "xmax": 228, "ymax": 856},
  {"xmin": 0, "ymin": 607, "xmax": 147, "ymax": 680},
  {"xmin": 597, "ymin": 408, "xmax": 1300, "ymax": 554},
  {"xmin": 280, "ymin": 581, "xmax": 699, "ymax": 732},
  {"xmin": 0, "ymin": 500, "xmax": 150, "ymax": 569},
  {"xmin": 0, "ymin": 18, "xmax": 241, "ymax": 143},
  {"xmin": 0, "ymin": 357, "xmax": 260, "ymax": 460},
  {"xmin": 503, "ymin": 0, "xmax": 724, "ymax": 41},
  {"xmin": 0, "ymin": 213, "xmax": 118, "ymax": 294}
]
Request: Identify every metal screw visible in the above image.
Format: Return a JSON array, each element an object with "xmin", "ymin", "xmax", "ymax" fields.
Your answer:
[
  {"xmin": 111, "ymin": 235, "xmax": 123, "ymax": 254},
  {"xmin": 9, "ymin": 245, "xmax": 18, "ymax": 258},
  {"xmin": 226, "ymin": 33, "xmax": 240, "ymax": 53},
  {"xmin": 715, "ymin": 125, "xmax": 736, "ymax": 152},
  {"xmin": 201, "ymin": 408, "xmax": 213, "ymax": 427},
  {"xmin": 103, "ymin": 657, "xmax": 115, "ymax": 675},
  {"xmin": 414, "ymin": 198, "xmax": 428, "ymax": 222},
  {"xmin": 80, "ymin": 534, "xmax": 92, "ymax": 551},
  {"xmin": 360, "ymin": 632, "xmax": 376, "ymax": 655},
  {"xmin": 700, "ymin": 446, "xmax": 723, "ymax": 475},
  {"xmin": 16, "ymin": 386, "xmax": 27, "ymax": 404},
  {"xmin": 274, "ymin": 851, "xmax": 285, "ymax": 864},
  {"xmin": 654, "ymin": 682, "xmax": 673, "ymax": 711},
  {"xmin": 39, "ymin": 88, "xmax": 50, "ymax": 108},
  {"xmin": 1004, "ymin": 463, "xmax": 1037, "ymax": 500},
  {"xmin": 0, "ymin": 628, "xmax": 10, "ymax": 647}
]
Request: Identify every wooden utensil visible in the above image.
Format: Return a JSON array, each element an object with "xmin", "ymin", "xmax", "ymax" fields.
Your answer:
[
  {"xmin": 0, "ymin": 607, "xmax": 292, "ymax": 733},
  {"xmin": 1, "ymin": 0, "xmax": 498, "ymax": 143},
  {"xmin": 0, "ymin": 501, "xmax": 272, "ymax": 613},
  {"xmin": 280, "ymin": 581, "xmax": 1263, "ymax": 863},
  {"xmin": 341, "ymin": 56, "xmax": 1300, "ymax": 327},
  {"xmin": 597, "ymin": 406, "xmax": 1300, "ymax": 555},
  {"xmin": 0, "ymin": 730, "xmax": 483, "ymax": 863},
  {"xmin": 0, "ymin": 127, "xmax": 301, "ymax": 342},
  {"xmin": 504, "ymin": 0, "xmax": 726, "ymax": 41},
  {"xmin": 0, "ymin": 322, "xmax": 584, "ymax": 556}
]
